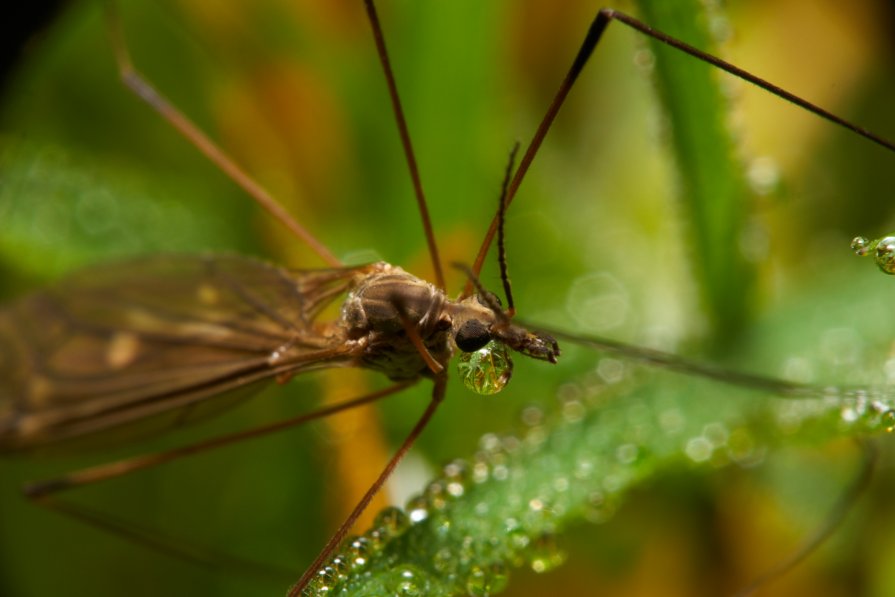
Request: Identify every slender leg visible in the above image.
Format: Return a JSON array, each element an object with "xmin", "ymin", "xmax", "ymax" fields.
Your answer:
[
  {"xmin": 24, "ymin": 382, "xmax": 413, "ymax": 499},
  {"xmin": 464, "ymin": 8, "xmax": 895, "ymax": 294},
  {"xmin": 734, "ymin": 440, "xmax": 878, "ymax": 596},
  {"xmin": 288, "ymin": 375, "xmax": 448, "ymax": 596},
  {"xmin": 37, "ymin": 497, "xmax": 296, "ymax": 581},
  {"xmin": 22, "ymin": 383, "xmax": 411, "ymax": 576},
  {"xmin": 102, "ymin": 1, "xmax": 341, "ymax": 268},
  {"xmin": 363, "ymin": 0, "xmax": 444, "ymax": 290}
]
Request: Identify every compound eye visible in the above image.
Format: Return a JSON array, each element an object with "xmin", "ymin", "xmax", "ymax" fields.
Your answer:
[{"xmin": 455, "ymin": 320, "xmax": 491, "ymax": 352}]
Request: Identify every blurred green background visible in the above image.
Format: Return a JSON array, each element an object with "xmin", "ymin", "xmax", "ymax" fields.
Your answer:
[{"xmin": 2, "ymin": 0, "xmax": 895, "ymax": 595}]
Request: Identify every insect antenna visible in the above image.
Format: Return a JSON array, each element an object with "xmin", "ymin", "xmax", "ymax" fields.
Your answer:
[
  {"xmin": 496, "ymin": 143, "xmax": 521, "ymax": 316},
  {"xmin": 362, "ymin": 0, "xmax": 444, "ymax": 289}
]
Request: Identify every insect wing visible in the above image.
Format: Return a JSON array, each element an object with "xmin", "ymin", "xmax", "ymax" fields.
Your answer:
[{"xmin": 0, "ymin": 255, "xmax": 364, "ymax": 451}]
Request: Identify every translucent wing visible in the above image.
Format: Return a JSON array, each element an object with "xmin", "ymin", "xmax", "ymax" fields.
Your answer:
[{"xmin": 0, "ymin": 255, "xmax": 369, "ymax": 452}]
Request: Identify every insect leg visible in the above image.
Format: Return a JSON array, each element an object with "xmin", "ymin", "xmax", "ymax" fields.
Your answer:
[
  {"xmin": 467, "ymin": 8, "xmax": 895, "ymax": 283},
  {"xmin": 363, "ymin": 0, "xmax": 444, "ymax": 289},
  {"xmin": 102, "ymin": 1, "xmax": 341, "ymax": 267},
  {"xmin": 23, "ymin": 382, "xmax": 414, "ymax": 500},
  {"xmin": 19, "ymin": 383, "xmax": 412, "ymax": 581},
  {"xmin": 289, "ymin": 375, "xmax": 448, "ymax": 595},
  {"xmin": 36, "ymin": 496, "xmax": 296, "ymax": 581},
  {"xmin": 734, "ymin": 440, "xmax": 878, "ymax": 596}
]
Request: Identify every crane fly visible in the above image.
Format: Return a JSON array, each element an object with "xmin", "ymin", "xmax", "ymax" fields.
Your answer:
[{"xmin": 2, "ymin": 0, "xmax": 895, "ymax": 595}]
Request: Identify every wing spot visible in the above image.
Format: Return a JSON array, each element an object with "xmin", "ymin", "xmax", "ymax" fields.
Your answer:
[
  {"xmin": 197, "ymin": 283, "xmax": 220, "ymax": 305},
  {"xmin": 106, "ymin": 332, "xmax": 141, "ymax": 369},
  {"xmin": 28, "ymin": 376, "xmax": 53, "ymax": 408}
]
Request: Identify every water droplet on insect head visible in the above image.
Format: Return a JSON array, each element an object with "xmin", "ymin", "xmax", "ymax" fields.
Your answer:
[{"xmin": 457, "ymin": 340, "xmax": 512, "ymax": 395}]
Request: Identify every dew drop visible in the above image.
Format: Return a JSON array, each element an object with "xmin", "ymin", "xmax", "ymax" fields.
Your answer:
[
  {"xmin": 658, "ymin": 408, "xmax": 684, "ymax": 434},
  {"xmin": 507, "ymin": 526, "xmax": 530, "ymax": 551},
  {"xmin": 491, "ymin": 463, "xmax": 509, "ymax": 482},
  {"xmin": 726, "ymin": 428, "xmax": 759, "ymax": 465},
  {"xmin": 684, "ymin": 436, "xmax": 713, "ymax": 463},
  {"xmin": 552, "ymin": 476, "xmax": 570, "ymax": 493},
  {"xmin": 703, "ymin": 422, "xmax": 729, "ymax": 448},
  {"xmin": 472, "ymin": 459, "xmax": 490, "ymax": 484},
  {"xmin": 431, "ymin": 512, "xmax": 452, "ymax": 538},
  {"xmin": 520, "ymin": 405, "xmax": 545, "ymax": 428},
  {"xmin": 328, "ymin": 554, "xmax": 350, "ymax": 581},
  {"xmin": 432, "ymin": 547, "xmax": 454, "ymax": 573},
  {"xmin": 584, "ymin": 490, "xmax": 616, "ymax": 524},
  {"xmin": 875, "ymin": 236, "xmax": 895, "ymax": 274},
  {"xmin": 346, "ymin": 536, "xmax": 372, "ymax": 570},
  {"xmin": 465, "ymin": 562, "xmax": 510, "ymax": 596},
  {"xmin": 405, "ymin": 494, "xmax": 429, "ymax": 524},
  {"xmin": 527, "ymin": 533, "xmax": 566, "ymax": 574},
  {"xmin": 319, "ymin": 566, "xmax": 338, "ymax": 587},
  {"xmin": 443, "ymin": 459, "xmax": 470, "ymax": 498},
  {"xmin": 396, "ymin": 567, "xmax": 421, "ymax": 596},
  {"xmin": 528, "ymin": 498, "xmax": 545, "ymax": 513},
  {"xmin": 841, "ymin": 405, "xmax": 859, "ymax": 423},
  {"xmin": 851, "ymin": 235, "xmax": 871, "ymax": 256},
  {"xmin": 446, "ymin": 480, "xmax": 465, "ymax": 498},
  {"xmin": 596, "ymin": 358, "xmax": 625, "ymax": 383},
  {"xmin": 560, "ymin": 397, "xmax": 586, "ymax": 423},
  {"xmin": 425, "ymin": 480, "xmax": 449, "ymax": 511},
  {"xmin": 852, "ymin": 234, "xmax": 895, "ymax": 274},
  {"xmin": 615, "ymin": 443, "xmax": 638, "ymax": 464},
  {"xmin": 457, "ymin": 340, "xmax": 513, "ymax": 395},
  {"xmin": 373, "ymin": 506, "xmax": 410, "ymax": 540},
  {"xmin": 746, "ymin": 155, "xmax": 780, "ymax": 196},
  {"xmin": 310, "ymin": 566, "xmax": 337, "ymax": 594},
  {"xmin": 574, "ymin": 457, "xmax": 594, "ymax": 480},
  {"xmin": 883, "ymin": 410, "xmax": 895, "ymax": 433},
  {"xmin": 364, "ymin": 528, "xmax": 386, "ymax": 551},
  {"xmin": 457, "ymin": 534, "xmax": 476, "ymax": 564},
  {"xmin": 479, "ymin": 433, "xmax": 501, "ymax": 453}
]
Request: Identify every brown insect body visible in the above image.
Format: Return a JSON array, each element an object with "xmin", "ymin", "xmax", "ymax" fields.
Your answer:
[
  {"xmin": 0, "ymin": 254, "xmax": 556, "ymax": 453},
  {"xmin": 341, "ymin": 265, "xmax": 453, "ymax": 380}
]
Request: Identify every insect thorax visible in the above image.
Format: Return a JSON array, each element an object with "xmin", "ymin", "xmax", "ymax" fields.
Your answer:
[{"xmin": 340, "ymin": 264, "xmax": 453, "ymax": 380}]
